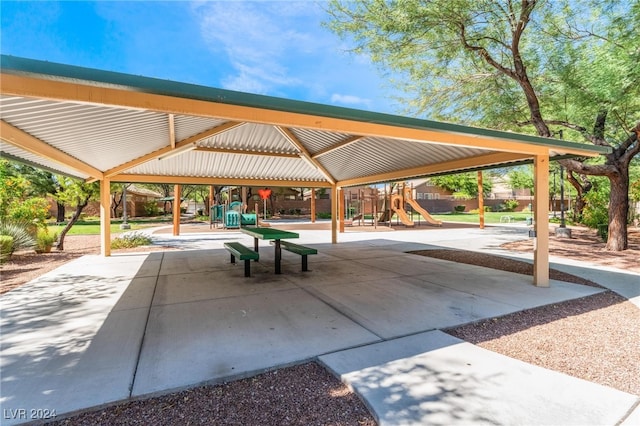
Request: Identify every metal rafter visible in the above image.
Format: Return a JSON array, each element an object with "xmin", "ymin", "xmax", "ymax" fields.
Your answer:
[
  {"xmin": 276, "ymin": 126, "xmax": 336, "ymax": 185},
  {"xmin": 104, "ymin": 120, "xmax": 244, "ymax": 178},
  {"xmin": 1, "ymin": 119, "xmax": 103, "ymax": 179}
]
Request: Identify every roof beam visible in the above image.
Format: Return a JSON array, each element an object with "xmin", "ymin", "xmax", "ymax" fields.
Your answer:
[
  {"xmin": 0, "ymin": 73, "xmax": 578, "ymax": 157},
  {"xmin": 276, "ymin": 126, "xmax": 336, "ymax": 185},
  {"xmin": 110, "ymin": 173, "xmax": 332, "ymax": 188},
  {"xmin": 194, "ymin": 147, "xmax": 299, "ymax": 158},
  {"xmin": 337, "ymin": 152, "xmax": 532, "ymax": 187},
  {"xmin": 311, "ymin": 135, "xmax": 366, "ymax": 159},
  {"xmin": 104, "ymin": 121, "xmax": 244, "ymax": 178},
  {"xmin": 168, "ymin": 114, "xmax": 176, "ymax": 148},
  {"xmin": 0, "ymin": 119, "xmax": 103, "ymax": 179}
]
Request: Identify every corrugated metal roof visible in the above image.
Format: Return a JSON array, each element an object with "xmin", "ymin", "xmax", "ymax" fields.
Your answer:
[
  {"xmin": 124, "ymin": 151, "xmax": 326, "ymax": 182},
  {"xmin": 0, "ymin": 141, "xmax": 89, "ymax": 179},
  {"xmin": 174, "ymin": 115, "xmax": 229, "ymax": 141},
  {"xmin": 199, "ymin": 123, "xmax": 297, "ymax": 154},
  {"xmin": 0, "ymin": 56, "xmax": 610, "ymax": 188}
]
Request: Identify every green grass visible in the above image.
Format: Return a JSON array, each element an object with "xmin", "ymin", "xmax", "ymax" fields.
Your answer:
[
  {"xmin": 47, "ymin": 221, "xmax": 160, "ymax": 235},
  {"xmin": 404, "ymin": 211, "xmax": 532, "ymax": 224}
]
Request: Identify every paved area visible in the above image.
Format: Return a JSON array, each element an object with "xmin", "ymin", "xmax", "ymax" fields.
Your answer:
[{"xmin": 1, "ymin": 224, "xmax": 638, "ymax": 425}]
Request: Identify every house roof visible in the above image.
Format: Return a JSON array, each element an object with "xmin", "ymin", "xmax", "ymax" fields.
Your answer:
[{"xmin": 0, "ymin": 55, "xmax": 610, "ymax": 188}]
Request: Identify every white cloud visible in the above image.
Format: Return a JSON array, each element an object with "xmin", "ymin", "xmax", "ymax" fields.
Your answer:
[
  {"xmin": 193, "ymin": 1, "xmax": 325, "ymax": 94},
  {"xmin": 330, "ymin": 93, "xmax": 373, "ymax": 109}
]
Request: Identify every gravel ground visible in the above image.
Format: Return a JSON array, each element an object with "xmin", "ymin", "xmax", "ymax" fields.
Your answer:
[
  {"xmin": 3, "ymin": 229, "xmax": 639, "ymax": 424},
  {"xmin": 49, "ymin": 362, "xmax": 375, "ymax": 426}
]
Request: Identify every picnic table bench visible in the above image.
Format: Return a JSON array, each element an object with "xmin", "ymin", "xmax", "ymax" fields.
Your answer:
[
  {"xmin": 224, "ymin": 242, "xmax": 259, "ymax": 277},
  {"xmin": 273, "ymin": 240, "xmax": 317, "ymax": 272}
]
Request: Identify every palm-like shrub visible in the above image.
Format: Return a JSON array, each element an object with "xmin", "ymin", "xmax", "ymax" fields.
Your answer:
[{"xmin": 0, "ymin": 221, "xmax": 36, "ymax": 255}]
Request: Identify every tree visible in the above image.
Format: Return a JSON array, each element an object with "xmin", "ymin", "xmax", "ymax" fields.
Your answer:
[
  {"xmin": 53, "ymin": 177, "xmax": 99, "ymax": 250},
  {"xmin": 326, "ymin": 0, "xmax": 640, "ymax": 250},
  {"xmin": 430, "ymin": 172, "xmax": 492, "ymax": 199},
  {"xmin": 507, "ymin": 166, "xmax": 534, "ymax": 195}
]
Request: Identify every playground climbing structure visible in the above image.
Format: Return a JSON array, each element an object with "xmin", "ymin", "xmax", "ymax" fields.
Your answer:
[{"xmin": 390, "ymin": 184, "xmax": 442, "ymax": 227}]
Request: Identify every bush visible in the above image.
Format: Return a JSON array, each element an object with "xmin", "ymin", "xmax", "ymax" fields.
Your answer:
[
  {"xmin": 111, "ymin": 232, "xmax": 152, "ymax": 249},
  {"xmin": 597, "ymin": 224, "xmax": 608, "ymax": 242},
  {"xmin": 0, "ymin": 221, "xmax": 35, "ymax": 253},
  {"xmin": 582, "ymin": 188, "xmax": 609, "ymax": 229},
  {"xmin": 316, "ymin": 212, "xmax": 332, "ymax": 219},
  {"xmin": 8, "ymin": 197, "xmax": 50, "ymax": 228},
  {"xmin": 143, "ymin": 201, "xmax": 160, "ymax": 217},
  {"xmin": 503, "ymin": 199, "xmax": 519, "ymax": 212},
  {"xmin": 0, "ymin": 235, "xmax": 13, "ymax": 263},
  {"xmin": 453, "ymin": 205, "xmax": 466, "ymax": 212},
  {"xmin": 35, "ymin": 228, "xmax": 57, "ymax": 253}
]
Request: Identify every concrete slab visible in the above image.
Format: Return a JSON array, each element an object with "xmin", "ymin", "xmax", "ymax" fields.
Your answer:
[
  {"xmin": 131, "ymin": 288, "xmax": 380, "ymax": 396},
  {"xmin": 306, "ymin": 278, "xmax": 521, "ymax": 339},
  {"xmin": 320, "ymin": 331, "xmax": 637, "ymax": 426},
  {"xmin": 621, "ymin": 403, "xmax": 640, "ymax": 426},
  {"xmin": 152, "ymin": 269, "xmax": 298, "ymax": 306},
  {"xmin": 412, "ymin": 268, "xmax": 603, "ymax": 309},
  {"xmin": 1, "ymin": 307, "xmax": 148, "ymax": 426},
  {"xmin": 281, "ymin": 258, "xmax": 402, "ymax": 288}
]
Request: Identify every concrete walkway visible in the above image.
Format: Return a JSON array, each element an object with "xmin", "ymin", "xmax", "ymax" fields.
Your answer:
[{"xmin": 1, "ymin": 225, "xmax": 638, "ymax": 425}]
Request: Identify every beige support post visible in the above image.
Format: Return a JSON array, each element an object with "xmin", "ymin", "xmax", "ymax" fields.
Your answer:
[
  {"xmin": 533, "ymin": 155, "xmax": 550, "ymax": 287},
  {"xmin": 339, "ymin": 188, "xmax": 345, "ymax": 233},
  {"xmin": 100, "ymin": 177, "xmax": 111, "ymax": 257},
  {"xmin": 478, "ymin": 171, "xmax": 485, "ymax": 229},
  {"xmin": 173, "ymin": 184, "xmax": 181, "ymax": 236},
  {"xmin": 310, "ymin": 188, "xmax": 316, "ymax": 223},
  {"xmin": 331, "ymin": 185, "xmax": 338, "ymax": 244},
  {"xmin": 241, "ymin": 186, "xmax": 247, "ymax": 212}
]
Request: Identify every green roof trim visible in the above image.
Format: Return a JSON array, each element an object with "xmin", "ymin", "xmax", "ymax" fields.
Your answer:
[{"xmin": 1, "ymin": 55, "xmax": 610, "ymax": 156}]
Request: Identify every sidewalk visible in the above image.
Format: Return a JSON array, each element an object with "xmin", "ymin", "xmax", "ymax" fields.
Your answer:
[{"xmin": 1, "ymin": 225, "xmax": 638, "ymax": 425}]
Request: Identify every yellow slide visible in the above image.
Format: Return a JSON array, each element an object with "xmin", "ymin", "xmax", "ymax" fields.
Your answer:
[
  {"xmin": 390, "ymin": 195, "xmax": 415, "ymax": 226},
  {"xmin": 405, "ymin": 197, "xmax": 443, "ymax": 226}
]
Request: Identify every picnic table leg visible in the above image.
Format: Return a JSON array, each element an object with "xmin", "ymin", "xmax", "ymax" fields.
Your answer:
[
  {"xmin": 253, "ymin": 237, "xmax": 259, "ymax": 261},
  {"xmin": 244, "ymin": 259, "xmax": 251, "ymax": 277},
  {"xmin": 275, "ymin": 239, "xmax": 282, "ymax": 274},
  {"xmin": 302, "ymin": 255, "xmax": 308, "ymax": 272}
]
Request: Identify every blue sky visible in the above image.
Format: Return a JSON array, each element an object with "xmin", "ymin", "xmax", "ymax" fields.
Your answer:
[{"xmin": 1, "ymin": 1, "xmax": 399, "ymax": 113}]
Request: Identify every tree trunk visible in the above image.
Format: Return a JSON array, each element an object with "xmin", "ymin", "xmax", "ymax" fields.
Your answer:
[
  {"xmin": 56, "ymin": 199, "xmax": 89, "ymax": 251},
  {"xmin": 565, "ymin": 171, "xmax": 592, "ymax": 222},
  {"xmin": 56, "ymin": 202, "xmax": 66, "ymax": 223},
  {"xmin": 111, "ymin": 192, "xmax": 122, "ymax": 218},
  {"xmin": 606, "ymin": 169, "xmax": 629, "ymax": 251}
]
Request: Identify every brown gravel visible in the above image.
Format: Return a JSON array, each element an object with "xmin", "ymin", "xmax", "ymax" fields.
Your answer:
[
  {"xmin": 49, "ymin": 362, "xmax": 375, "ymax": 426},
  {"xmin": 3, "ymin": 227, "xmax": 639, "ymax": 424},
  {"xmin": 409, "ymin": 249, "xmax": 603, "ymax": 288},
  {"xmin": 446, "ymin": 291, "xmax": 640, "ymax": 396}
]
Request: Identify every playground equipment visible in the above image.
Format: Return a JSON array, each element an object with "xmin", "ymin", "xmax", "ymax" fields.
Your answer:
[
  {"xmin": 210, "ymin": 201, "xmax": 257, "ymax": 229},
  {"xmin": 390, "ymin": 184, "xmax": 442, "ymax": 227}
]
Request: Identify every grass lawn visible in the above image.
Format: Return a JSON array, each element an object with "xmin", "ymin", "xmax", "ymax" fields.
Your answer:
[
  {"xmin": 415, "ymin": 211, "xmax": 532, "ymax": 224},
  {"xmin": 47, "ymin": 220, "xmax": 167, "ymax": 235}
]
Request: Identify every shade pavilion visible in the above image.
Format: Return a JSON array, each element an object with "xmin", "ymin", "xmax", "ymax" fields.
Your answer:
[{"xmin": 0, "ymin": 55, "xmax": 609, "ymax": 286}]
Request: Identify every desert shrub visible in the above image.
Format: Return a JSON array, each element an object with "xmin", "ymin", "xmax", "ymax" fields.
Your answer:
[
  {"xmin": 111, "ymin": 232, "xmax": 152, "ymax": 249},
  {"xmin": 0, "ymin": 235, "xmax": 13, "ymax": 263},
  {"xmin": 143, "ymin": 201, "xmax": 160, "ymax": 217},
  {"xmin": 582, "ymin": 186, "xmax": 609, "ymax": 229},
  {"xmin": 597, "ymin": 224, "xmax": 608, "ymax": 242},
  {"xmin": 453, "ymin": 205, "xmax": 466, "ymax": 212},
  {"xmin": 0, "ymin": 221, "xmax": 35, "ymax": 253},
  {"xmin": 35, "ymin": 228, "xmax": 57, "ymax": 253},
  {"xmin": 503, "ymin": 199, "xmax": 519, "ymax": 212}
]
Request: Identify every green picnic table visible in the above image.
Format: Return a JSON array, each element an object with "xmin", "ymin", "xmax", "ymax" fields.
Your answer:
[{"xmin": 239, "ymin": 227, "xmax": 300, "ymax": 274}]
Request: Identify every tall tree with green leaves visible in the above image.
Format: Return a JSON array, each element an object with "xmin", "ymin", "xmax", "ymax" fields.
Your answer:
[
  {"xmin": 326, "ymin": 0, "xmax": 639, "ymax": 250},
  {"xmin": 53, "ymin": 177, "xmax": 99, "ymax": 250}
]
